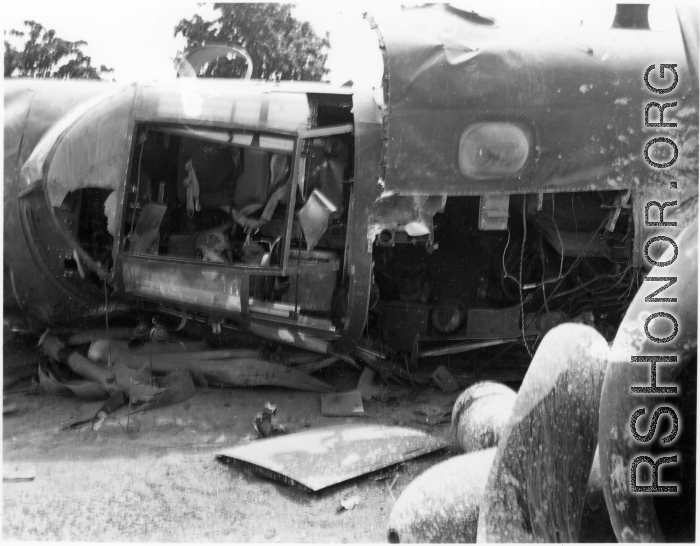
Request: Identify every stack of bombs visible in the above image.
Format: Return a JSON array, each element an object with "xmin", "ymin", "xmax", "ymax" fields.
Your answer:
[
  {"xmin": 387, "ymin": 323, "xmax": 615, "ymax": 543},
  {"xmin": 388, "ymin": 223, "xmax": 697, "ymax": 543}
]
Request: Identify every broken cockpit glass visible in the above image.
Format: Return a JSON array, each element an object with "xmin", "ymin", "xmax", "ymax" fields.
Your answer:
[{"xmin": 118, "ymin": 122, "xmax": 353, "ymax": 326}]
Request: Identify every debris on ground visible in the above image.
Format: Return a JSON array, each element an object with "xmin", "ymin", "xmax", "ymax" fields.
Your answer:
[
  {"xmin": 357, "ymin": 368, "xmax": 385, "ymax": 401},
  {"xmin": 412, "ymin": 403, "xmax": 452, "ymax": 425},
  {"xmin": 275, "ymin": 350, "xmax": 326, "ymax": 366},
  {"xmin": 92, "ymin": 341, "xmax": 334, "ymax": 392},
  {"xmin": 3, "ymin": 463, "xmax": 36, "ymax": 482},
  {"xmin": 62, "ymin": 391, "xmax": 126, "ymax": 431},
  {"xmin": 3, "ymin": 400, "xmax": 17, "ymax": 415},
  {"xmin": 127, "ymin": 370, "xmax": 197, "ymax": 413},
  {"xmin": 292, "ymin": 356, "xmax": 339, "ymax": 375},
  {"xmin": 252, "ymin": 402, "xmax": 286, "ymax": 438},
  {"xmin": 371, "ymin": 463, "xmax": 404, "ymax": 483},
  {"xmin": 415, "ymin": 404, "xmax": 451, "ymax": 417},
  {"xmin": 38, "ymin": 359, "xmax": 110, "ymax": 400},
  {"xmin": 338, "ymin": 495, "xmax": 360, "ymax": 512},
  {"xmin": 40, "ymin": 336, "xmax": 115, "ymax": 395},
  {"xmin": 88, "ymin": 339, "xmax": 256, "ymax": 363},
  {"xmin": 64, "ymin": 327, "xmax": 135, "ymax": 346},
  {"xmin": 430, "ymin": 365, "xmax": 460, "ymax": 393},
  {"xmin": 379, "ymin": 387, "xmax": 415, "ymax": 404},
  {"xmin": 321, "ymin": 390, "xmax": 364, "ymax": 417},
  {"xmin": 3, "ymin": 364, "xmax": 37, "ymax": 390},
  {"xmin": 217, "ymin": 423, "xmax": 448, "ymax": 492},
  {"xmin": 412, "ymin": 413, "xmax": 450, "ymax": 427}
]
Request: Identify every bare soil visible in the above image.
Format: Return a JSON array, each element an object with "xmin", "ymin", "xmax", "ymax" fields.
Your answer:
[{"xmin": 3, "ymin": 337, "xmax": 460, "ymax": 542}]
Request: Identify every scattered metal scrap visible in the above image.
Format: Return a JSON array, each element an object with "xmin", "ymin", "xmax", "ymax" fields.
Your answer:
[
  {"xmin": 357, "ymin": 368, "xmax": 386, "ymax": 401},
  {"xmin": 62, "ymin": 391, "xmax": 126, "ymax": 431},
  {"xmin": 216, "ymin": 423, "xmax": 448, "ymax": 492},
  {"xmin": 412, "ymin": 404, "xmax": 452, "ymax": 427},
  {"xmin": 321, "ymin": 390, "xmax": 364, "ymax": 417},
  {"xmin": 252, "ymin": 402, "xmax": 286, "ymax": 438},
  {"xmin": 430, "ymin": 365, "xmax": 459, "ymax": 393},
  {"xmin": 338, "ymin": 494, "xmax": 360, "ymax": 512},
  {"xmin": 90, "ymin": 340, "xmax": 334, "ymax": 393},
  {"xmin": 38, "ymin": 358, "xmax": 110, "ymax": 400},
  {"xmin": 292, "ymin": 356, "xmax": 339, "ymax": 375},
  {"xmin": 3, "ymin": 364, "xmax": 37, "ymax": 390},
  {"xmin": 34, "ymin": 327, "xmax": 348, "ymax": 433},
  {"xmin": 41, "ymin": 336, "xmax": 115, "ymax": 396}
]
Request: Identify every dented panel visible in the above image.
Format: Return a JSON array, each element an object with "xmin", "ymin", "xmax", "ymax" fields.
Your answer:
[{"xmin": 373, "ymin": 5, "xmax": 694, "ymax": 196}]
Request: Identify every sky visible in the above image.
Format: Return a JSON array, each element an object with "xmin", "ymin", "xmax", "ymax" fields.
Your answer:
[{"xmin": 3, "ymin": 1, "xmax": 680, "ymax": 85}]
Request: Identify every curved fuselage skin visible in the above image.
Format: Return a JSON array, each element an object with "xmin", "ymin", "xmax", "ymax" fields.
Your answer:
[
  {"xmin": 3, "ymin": 8, "xmax": 696, "ymax": 351},
  {"xmin": 4, "ymin": 80, "xmax": 123, "ymax": 323},
  {"xmin": 376, "ymin": 7, "xmax": 694, "ymax": 195},
  {"xmin": 4, "ymin": 77, "xmax": 379, "ymax": 351},
  {"xmin": 366, "ymin": 7, "xmax": 696, "ymax": 247}
]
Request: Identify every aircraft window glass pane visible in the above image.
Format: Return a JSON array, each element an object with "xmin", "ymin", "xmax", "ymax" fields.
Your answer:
[
  {"xmin": 139, "ymin": 85, "xmax": 310, "ymax": 131},
  {"xmin": 123, "ymin": 124, "xmax": 294, "ymax": 271},
  {"xmin": 286, "ymin": 135, "xmax": 352, "ymax": 257},
  {"xmin": 300, "ymin": 137, "xmax": 350, "ymax": 209}
]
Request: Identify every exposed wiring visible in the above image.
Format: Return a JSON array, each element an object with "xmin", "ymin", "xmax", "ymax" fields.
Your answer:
[
  {"xmin": 503, "ymin": 194, "xmax": 565, "ymax": 291},
  {"xmin": 584, "ymin": 263, "xmax": 633, "ymax": 295},
  {"xmin": 519, "ymin": 198, "xmax": 532, "ymax": 357},
  {"xmin": 520, "ymin": 194, "xmax": 565, "ymax": 290},
  {"xmin": 502, "ymin": 223, "xmax": 516, "ymax": 286},
  {"xmin": 551, "ymin": 194, "xmax": 564, "ymax": 279},
  {"xmin": 540, "ymin": 237, "xmax": 550, "ymax": 314},
  {"xmin": 523, "ymin": 216, "xmax": 611, "ymax": 330}
]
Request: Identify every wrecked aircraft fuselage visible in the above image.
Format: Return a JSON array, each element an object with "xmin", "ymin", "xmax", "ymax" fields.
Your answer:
[{"xmin": 4, "ymin": 5, "xmax": 697, "ymax": 376}]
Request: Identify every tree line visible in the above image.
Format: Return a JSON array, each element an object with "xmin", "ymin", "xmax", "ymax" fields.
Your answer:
[{"xmin": 4, "ymin": 4, "xmax": 329, "ymax": 81}]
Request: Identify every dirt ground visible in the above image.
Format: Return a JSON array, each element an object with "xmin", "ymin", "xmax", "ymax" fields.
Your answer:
[{"xmin": 3, "ymin": 333, "xmax": 463, "ymax": 543}]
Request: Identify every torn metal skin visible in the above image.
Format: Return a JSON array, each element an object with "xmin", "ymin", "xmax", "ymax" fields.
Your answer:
[{"xmin": 3, "ymin": 5, "xmax": 697, "ymax": 376}]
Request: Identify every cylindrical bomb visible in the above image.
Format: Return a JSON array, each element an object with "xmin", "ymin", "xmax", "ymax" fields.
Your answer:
[
  {"xmin": 477, "ymin": 324, "xmax": 609, "ymax": 543},
  {"xmin": 387, "ymin": 448, "xmax": 496, "ymax": 543},
  {"xmin": 451, "ymin": 381, "xmax": 516, "ymax": 453},
  {"xmin": 387, "ymin": 447, "xmax": 613, "ymax": 543}
]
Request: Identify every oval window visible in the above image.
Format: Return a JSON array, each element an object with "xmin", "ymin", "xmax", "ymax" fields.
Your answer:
[{"xmin": 458, "ymin": 122, "xmax": 531, "ymax": 179}]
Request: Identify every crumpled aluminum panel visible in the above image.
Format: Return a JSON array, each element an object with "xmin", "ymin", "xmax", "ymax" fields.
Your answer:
[
  {"xmin": 373, "ymin": 5, "xmax": 693, "ymax": 196},
  {"xmin": 217, "ymin": 424, "xmax": 448, "ymax": 491}
]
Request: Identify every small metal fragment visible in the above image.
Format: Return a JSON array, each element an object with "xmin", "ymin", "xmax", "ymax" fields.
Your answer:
[
  {"xmin": 321, "ymin": 390, "xmax": 364, "ymax": 417},
  {"xmin": 431, "ymin": 366, "xmax": 459, "ymax": 393}
]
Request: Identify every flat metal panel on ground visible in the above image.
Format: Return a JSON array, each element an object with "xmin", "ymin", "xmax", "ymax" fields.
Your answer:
[{"xmin": 217, "ymin": 423, "xmax": 448, "ymax": 491}]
